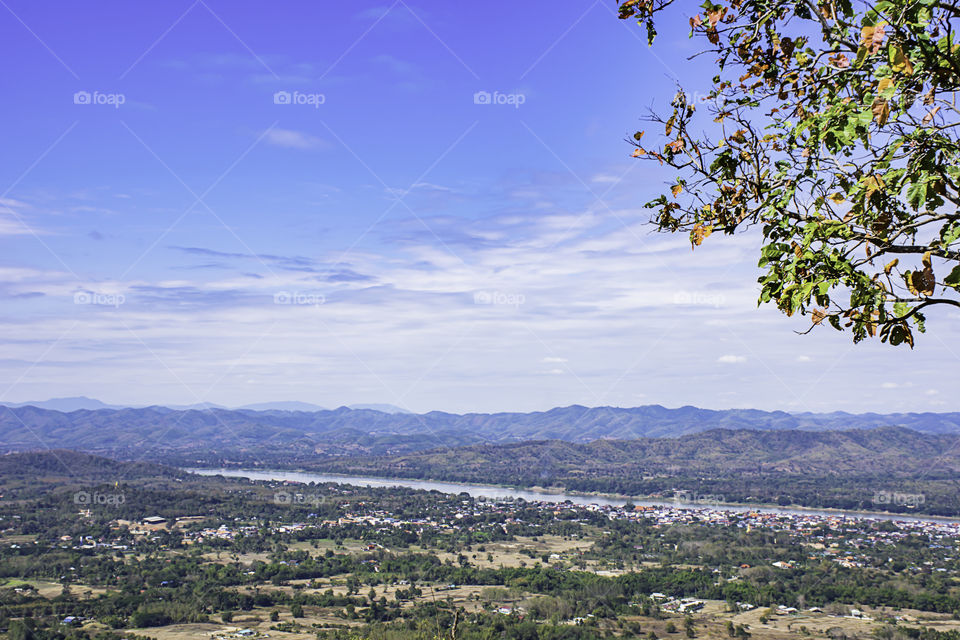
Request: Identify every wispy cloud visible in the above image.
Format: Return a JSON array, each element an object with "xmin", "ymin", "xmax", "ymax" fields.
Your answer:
[{"xmin": 262, "ymin": 128, "xmax": 329, "ymax": 150}]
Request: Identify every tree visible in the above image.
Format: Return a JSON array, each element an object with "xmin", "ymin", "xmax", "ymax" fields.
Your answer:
[
  {"xmin": 619, "ymin": 0, "xmax": 960, "ymax": 346},
  {"xmin": 7, "ymin": 620, "xmax": 34, "ymax": 640}
]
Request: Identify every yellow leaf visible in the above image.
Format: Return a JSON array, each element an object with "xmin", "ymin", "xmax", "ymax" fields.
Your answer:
[
  {"xmin": 671, "ymin": 184, "xmax": 683, "ymax": 197},
  {"xmin": 863, "ymin": 175, "xmax": 885, "ymax": 202},
  {"xmin": 828, "ymin": 193, "xmax": 845, "ymax": 203},
  {"xmin": 690, "ymin": 224, "xmax": 713, "ymax": 247},
  {"xmin": 884, "ymin": 258, "xmax": 898, "ymax": 275},
  {"xmin": 922, "ymin": 251, "xmax": 932, "ymax": 268},
  {"xmin": 890, "ymin": 46, "xmax": 914, "ymax": 75}
]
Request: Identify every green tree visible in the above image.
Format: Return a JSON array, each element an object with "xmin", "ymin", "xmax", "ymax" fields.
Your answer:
[
  {"xmin": 619, "ymin": 0, "xmax": 960, "ymax": 346},
  {"xmin": 8, "ymin": 620, "xmax": 34, "ymax": 640}
]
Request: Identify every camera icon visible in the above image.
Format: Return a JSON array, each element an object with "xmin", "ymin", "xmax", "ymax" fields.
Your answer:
[
  {"xmin": 73, "ymin": 91, "xmax": 91, "ymax": 105},
  {"xmin": 473, "ymin": 291, "xmax": 492, "ymax": 305},
  {"xmin": 273, "ymin": 91, "xmax": 291, "ymax": 105},
  {"xmin": 73, "ymin": 291, "xmax": 91, "ymax": 305},
  {"xmin": 473, "ymin": 91, "xmax": 492, "ymax": 105},
  {"xmin": 274, "ymin": 492, "xmax": 291, "ymax": 505},
  {"xmin": 273, "ymin": 291, "xmax": 292, "ymax": 305},
  {"xmin": 73, "ymin": 491, "xmax": 91, "ymax": 505}
]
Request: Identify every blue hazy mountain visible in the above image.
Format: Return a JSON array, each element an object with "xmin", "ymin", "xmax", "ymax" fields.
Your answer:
[{"xmin": 1, "ymin": 403, "xmax": 959, "ymax": 457}]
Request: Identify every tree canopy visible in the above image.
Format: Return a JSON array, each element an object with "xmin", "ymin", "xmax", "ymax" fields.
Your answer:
[{"xmin": 619, "ymin": 0, "xmax": 960, "ymax": 346}]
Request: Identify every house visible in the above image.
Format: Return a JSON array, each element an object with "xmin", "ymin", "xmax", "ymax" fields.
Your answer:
[{"xmin": 141, "ymin": 516, "xmax": 168, "ymax": 531}]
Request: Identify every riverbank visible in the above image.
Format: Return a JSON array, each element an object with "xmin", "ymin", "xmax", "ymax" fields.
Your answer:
[{"xmin": 185, "ymin": 467, "xmax": 960, "ymax": 524}]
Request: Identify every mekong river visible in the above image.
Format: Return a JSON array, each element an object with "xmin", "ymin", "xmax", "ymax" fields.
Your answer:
[{"xmin": 185, "ymin": 468, "xmax": 960, "ymax": 525}]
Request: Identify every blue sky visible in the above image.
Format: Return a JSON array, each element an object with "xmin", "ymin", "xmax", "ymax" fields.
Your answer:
[{"xmin": 0, "ymin": 0, "xmax": 957, "ymax": 413}]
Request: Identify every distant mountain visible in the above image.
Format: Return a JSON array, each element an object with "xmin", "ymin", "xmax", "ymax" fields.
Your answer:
[
  {"xmin": 1, "ymin": 403, "xmax": 959, "ymax": 460},
  {"xmin": 160, "ymin": 402, "xmax": 229, "ymax": 410},
  {"xmin": 239, "ymin": 401, "xmax": 328, "ymax": 412},
  {"xmin": 5, "ymin": 396, "xmax": 122, "ymax": 411},
  {"xmin": 314, "ymin": 426, "xmax": 960, "ymax": 479},
  {"xmin": 347, "ymin": 404, "xmax": 411, "ymax": 414}
]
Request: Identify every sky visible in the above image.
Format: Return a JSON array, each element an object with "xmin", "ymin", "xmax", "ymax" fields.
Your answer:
[{"xmin": 0, "ymin": 0, "xmax": 957, "ymax": 414}]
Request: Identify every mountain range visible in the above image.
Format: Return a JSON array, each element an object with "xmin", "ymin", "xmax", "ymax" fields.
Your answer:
[
  {"xmin": 2, "ymin": 396, "xmax": 410, "ymax": 414},
  {"xmin": 1, "ymin": 402, "xmax": 959, "ymax": 459},
  {"xmin": 314, "ymin": 426, "xmax": 960, "ymax": 478}
]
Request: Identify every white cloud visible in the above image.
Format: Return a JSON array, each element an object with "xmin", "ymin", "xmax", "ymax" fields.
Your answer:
[
  {"xmin": 262, "ymin": 128, "xmax": 328, "ymax": 150},
  {"xmin": 0, "ymin": 214, "xmax": 33, "ymax": 236},
  {"xmin": 881, "ymin": 382, "xmax": 898, "ymax": 389},
  {"xmin": 2, "ymin": 201, "xmax": 958, "ymax": 414},
  {"xmin": 591, "ymin": 174, "xmax": 620, "ymax": 184}
]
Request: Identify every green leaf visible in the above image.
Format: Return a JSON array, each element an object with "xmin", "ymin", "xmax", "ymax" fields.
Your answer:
[
  {"xmin": 906, "ymin": 181, "xmax": 927, "ymax": 210},
  {"xmin": 945, "ymin": 265, "xmax": 960, "ymax": 289}
]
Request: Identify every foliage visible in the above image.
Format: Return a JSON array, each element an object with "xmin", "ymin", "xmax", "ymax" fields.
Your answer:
[{"xmin": 619, "ymin": 0, "xmax": 960, "ymax": 345}]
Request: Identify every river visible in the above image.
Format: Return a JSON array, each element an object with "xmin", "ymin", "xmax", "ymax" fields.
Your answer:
[{"xmin": 185, "ymin": 468, "xmax": 960, "ymax": 525}]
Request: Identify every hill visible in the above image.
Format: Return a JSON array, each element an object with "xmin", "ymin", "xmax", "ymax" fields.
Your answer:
[
  {"xmin": 2, "ymin": 403, "xmax": 960, "ymax": 460},
  {"xmin": 307, "ymin": 427, "xmax": 960, "ymax": 515},
  {"xmin": 311, "ymin": 426, "xmax": 960, "ymax": 478},
  {"xmin": 0, "ymin": 449, "xmax": 184, "ymax": 482}
]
